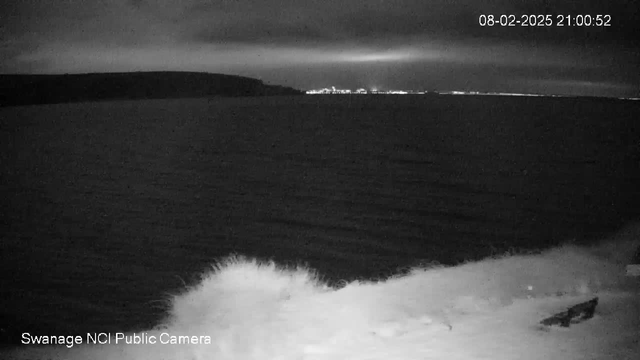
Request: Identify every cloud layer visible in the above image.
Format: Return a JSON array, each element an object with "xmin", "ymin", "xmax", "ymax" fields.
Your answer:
[{"xmin": 1, "ymin": 0, "xmax": 638, "ymax": 96}]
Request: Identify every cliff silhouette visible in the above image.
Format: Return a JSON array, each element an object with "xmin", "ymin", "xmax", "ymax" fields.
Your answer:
[{"xmin": 0, "ymin": 72, "xmax": 304, "ymax": 106}]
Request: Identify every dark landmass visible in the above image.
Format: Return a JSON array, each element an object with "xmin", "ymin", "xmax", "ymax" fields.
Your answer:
[{"xmin": 0, "ymin": 71, "xmax": 304, "ymax": 107}]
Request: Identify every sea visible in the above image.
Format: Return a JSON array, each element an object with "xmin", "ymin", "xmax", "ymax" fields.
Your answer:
[{"xmin": 1, "ymin": 94, "xmax": 639, "ymax": 345}]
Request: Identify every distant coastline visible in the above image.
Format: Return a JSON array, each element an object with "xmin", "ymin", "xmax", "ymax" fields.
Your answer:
[{"xmin": 0, "ymin": 72, "xmax": 304, "ymax": 107}]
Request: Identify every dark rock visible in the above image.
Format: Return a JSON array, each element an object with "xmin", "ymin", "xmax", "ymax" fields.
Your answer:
[{"xmin": 539, "ymin": 297, "xmax": 599, "ymax": 327}]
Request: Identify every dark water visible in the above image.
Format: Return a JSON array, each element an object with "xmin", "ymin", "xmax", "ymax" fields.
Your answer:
[{"xmin": 1, "ymin": 95, "xmax": 639, "ymax": 343}]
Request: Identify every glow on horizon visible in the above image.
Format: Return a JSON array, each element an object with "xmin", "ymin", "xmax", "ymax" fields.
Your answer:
[
  {"xmin": 17, "ymin": 42, "xmax": 441, "ymax": 75},
  {"xmin": 335, "ymin": 48, "xmax": 432, "ymax": 63},
  {"xmin": 11, "ymin": 42, "xmax": 637, "ymax": 99}
]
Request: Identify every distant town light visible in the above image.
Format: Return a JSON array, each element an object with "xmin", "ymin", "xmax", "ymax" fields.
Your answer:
[
  {"xmin": 305, "ymin": 88, "xmax": 634, "ymax": 99},
  {"xmin": 306, "ymin": 86, "xmax": 423, "ymax": 95}
]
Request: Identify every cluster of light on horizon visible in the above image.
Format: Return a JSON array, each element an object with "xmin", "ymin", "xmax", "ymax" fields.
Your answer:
[
  {"xmin": 305, "ymin": 87, "xmax": 640, "ymax": 100},
  {"xmin": 306, "ymin": 86, "xmax": 412, "ymax": 95}
]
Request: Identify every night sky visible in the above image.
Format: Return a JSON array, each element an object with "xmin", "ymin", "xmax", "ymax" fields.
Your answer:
[{"xmin": 1, "ymin": 0, "xmax": 638, "ymax": 97}]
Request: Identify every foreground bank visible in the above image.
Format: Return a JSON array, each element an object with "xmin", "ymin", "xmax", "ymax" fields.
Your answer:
[{"xmin": 5, "ymin": 225, "xmax": 640, "ymax": 360}]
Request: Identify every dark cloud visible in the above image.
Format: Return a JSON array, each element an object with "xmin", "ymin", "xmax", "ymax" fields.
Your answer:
[
  {"xmin": 192, "ymin": 18, "xmax": 336, "ymax": 46},
  {"xmin": 180, "ymin": 0, "xmax": 638, "ymax": 47},
  {"xmin": 128, "ymin": 0, "xmax": 145, "ymax": 8}
]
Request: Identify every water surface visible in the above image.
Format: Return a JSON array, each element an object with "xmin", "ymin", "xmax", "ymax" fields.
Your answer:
[{"xmin": 1, "ymin": 95, "xmax": 639, "ymax": 341}]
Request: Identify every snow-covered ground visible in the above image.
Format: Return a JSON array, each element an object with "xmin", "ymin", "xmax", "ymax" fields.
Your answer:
[{"xmin": 6, "ymin": 227, "xmax": 640, "ymax": 360}]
